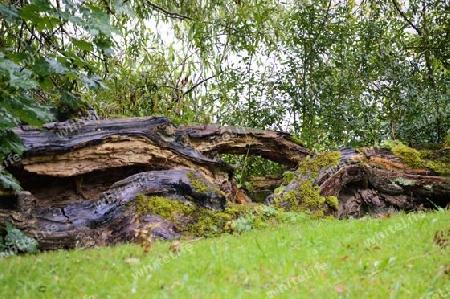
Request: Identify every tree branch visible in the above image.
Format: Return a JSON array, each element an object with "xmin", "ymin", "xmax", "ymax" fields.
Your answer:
[
  {"xmin": 391, "ymin": 0, "xmax": 422, "ymax": 35},
  {"xmin": 146, "ymin": 1, "xmax": 192, "ymax": 21},
  {"xmin": 183, "ymin": 74, "xmax": 219, "ymax": 96}
]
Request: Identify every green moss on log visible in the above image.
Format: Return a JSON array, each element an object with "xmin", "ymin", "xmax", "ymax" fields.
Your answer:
[
  {"xmin": 187, "ymin": 171, "xmax": 226, "ymax": 196},
  {"xmin": 282, "ymin": 171, "xmax": 295, "ymax": 185},
  {"xmin": 382, "ymin": 140, "xmax": 450, "ymax": 176},
  {"xmin": 134, "ymin": 195, "xmax": 194, "ymax": 218},
  {"xmin": 273, "ymin": 151, "xmax": 341, "ymax": 216},
  {"xmin": 297, "ymin": 151, "xmax": 341, "ymax": 177},
  {"xmin": 286, "ymin": 135, "xmax": 304, "ymax": 146},
  {"xmin": 383, "ymin": 141, "xmax": 425, "ymax": 168},
  {"xmin": 274, "ymin": 180, "xmax": 339, "ymax": 213},
  {"xmin": 420, "ymin": 148, "xmax": 450, "ymax": 176}
]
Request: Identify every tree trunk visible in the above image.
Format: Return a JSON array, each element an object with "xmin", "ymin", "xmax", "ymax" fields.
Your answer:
[{"xmin": 0, "ymin": 117, "xmax": 448, "ymax": 250}]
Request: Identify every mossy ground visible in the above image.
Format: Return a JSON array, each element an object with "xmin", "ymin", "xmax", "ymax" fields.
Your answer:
[
  {"xmin": 133, "ymin": 195, "xmax": 307, "ymax": 238},
  {"xmin": 1, "ymin": 210, "xmax": 449, "ymax": 298}
]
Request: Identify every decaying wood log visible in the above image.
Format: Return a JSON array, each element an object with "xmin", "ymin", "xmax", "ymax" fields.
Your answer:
[
  {"xmin": 177, "ymin": 124, "xmax": 310, "ymax": 168},
  {"xmin": 16, "ymin": 117, "xmax": 231, "ymax": 178},
  {"xmin": 271, "ymin": 147, "xmax": 450, "ymax": 218},
  {"xmin": 0, "ymin": 169, "xmax": 225, "ymax": 249},
  {"xmin": 0, "ymin": 116, "xmax": 449, "ymax": 250}
]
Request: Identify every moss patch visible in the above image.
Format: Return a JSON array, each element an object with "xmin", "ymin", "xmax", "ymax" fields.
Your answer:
[
  {"xmin": 420, "ymin": 148, "xmax": 450, "ymax": 176},
  {"xmin": 392, "ymin": 144, "xmax": 424, "ymax": 169},
  {"xmin": 297, "ymin": 151, "xmax": 341, "ymax": 177},
  {"xmin": 282, "ymin": 171, "xmax": 295, "ymax": 185},
  {"xmin": 133, "ymin": 194, "xmax": 237, "ymax": 237},
  {"xmin": 286, "ymin": 135, "xmax": 304, "ymax": 146},
  {"xmin": 187, "ymin": 171, "xmax": 225, "ymax": 196},
  {"xmin": 382, "ymin": 140, "xmax": 450, "ymax": 176},
  {"xmin": 274, "ymin": 185, "xmax": 286, "ymax": 196},
  {"xmin": 300, "ymin": 180, "xmax": 326, "ymax": 208},
  {"xmin": 274, "ymin": 180, "xmax": 339, "ymax": 213},
  {"xmin": 134, "ymin": 195, "xmax": 194, "ymax": 218},
  {"xmin": 381, "ymin": 140, "xmax": 424, "ymax": 168},
  {"xmin": 273, "ymin": 151, "xmax": 341, "ymax": 217},
  {"xmin": 132, "ymin": 195, "xmax": 307, "ymax": 238},
  {"xmin": 325, "ymin": 195, "xmax": 339, "ymax": 210}
]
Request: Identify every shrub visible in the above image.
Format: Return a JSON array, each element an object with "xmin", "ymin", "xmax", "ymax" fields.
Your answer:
[{"xmin": 0, "ymin": 223, "xmax": 38, "ymax": 256}]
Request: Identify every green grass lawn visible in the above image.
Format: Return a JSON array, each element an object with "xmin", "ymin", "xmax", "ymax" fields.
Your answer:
[{"xmin": 1, "ymin": 211, "xmax": 449, "ymax": 299}]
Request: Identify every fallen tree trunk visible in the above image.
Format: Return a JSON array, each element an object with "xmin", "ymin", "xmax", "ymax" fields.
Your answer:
[
  {"xmin": 0, "ymin": 169, "xmax": 225, "ymax": 249},
  {"xmin": 270, "ymin": 147, "xmax": 450, "ymax": 218},
  {"xmin": 0, "ymin": 116, "xmax": 449, "ymax": 250}
]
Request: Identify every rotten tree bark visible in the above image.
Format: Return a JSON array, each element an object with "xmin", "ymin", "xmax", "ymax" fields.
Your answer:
[
  {"xmin": 0, "ymin": 116, "xmax": 448, "ymax": 250},
  {"xmin": 271, "ymin": 147, "xmax": 450, "ymax": 218}
]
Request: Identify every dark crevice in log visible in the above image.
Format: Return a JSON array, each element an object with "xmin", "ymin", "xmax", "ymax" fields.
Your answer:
[
  {"xmin": 246, "ymin": 175, "xmax": 283, "ymax": 203},
  {"xmin": 8, "ymin": 165, "xmax": 170, "ymax": 206},
  {"xmin": 0, "ymin": 195, "xmax": 17, "ymax": 210}
]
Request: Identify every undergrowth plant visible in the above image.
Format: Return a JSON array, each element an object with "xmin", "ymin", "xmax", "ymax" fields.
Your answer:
[{"xmin": 0, "ymin": 223, "xmax": 38, "ymax": 256}]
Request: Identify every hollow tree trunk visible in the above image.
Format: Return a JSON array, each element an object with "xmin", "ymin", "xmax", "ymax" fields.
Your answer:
[{"xmin": 0, "ymin": 117, "xmax": 448, "ymax": 250}]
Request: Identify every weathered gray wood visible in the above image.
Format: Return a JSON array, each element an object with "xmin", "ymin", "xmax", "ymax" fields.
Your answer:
[
  {"xmin": 13, "ymin": 117, "xmax": 232, "ymax": 179},
  {"xmin": 0, "ymin": 169, "xmax": 225, "ymax": 249}
]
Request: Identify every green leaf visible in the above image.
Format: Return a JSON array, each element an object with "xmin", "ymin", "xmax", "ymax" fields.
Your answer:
[
  {"xmin": 71, "ymin": 38, "xmax": 94, "ymax": 52},
  {"xmin": 47, "ymin": 58, "xmax": 68, "ymax": 74},
  {"xmin": 32, "ymin": 57, "xmax": 51, "ymax": 76},
  {"xmin": 81, "ymin": 74, "xmax": 104, "ymax": 90},
  {"xmin": 19, "ymin": 4, "xmax": 41, "ymax": 23},
  {"xmin": 30, "ymin": 0, "xmax": 52, "ymax": 11},
  {"xmin": 22, "ymin": 105, "xmax": 53, "ymax": 125},
  {"xmin": 188, "ymin": 23, "xmax": 196, "ymax": 40},
  {"xmin": 36, "ymin": 16, "xmax": 61, "ymax": 32},
  {"xmin": 0, "ymin": 4, "xmax": 20, "ymax": 22},
  {"xmin": 0, "ymin": 131, "xmax": 25, "ymax": 156},
  {"xmin": 0, "ymin": 169, "xmax": 22, "ymax": 191},
  {"xmin": 60, "ymin": 91, "xmax": 82, "ymax": 108},
  {"xmin": 0, "ymin": 108, "xmax": 19, "ymax": 131},
  {"xmin": 6, "ymin": 66, "xmax": 37, "ymax": 90},
  {"xmin": 38, "ymin": 76, "xmax": 53, "ymax": 91}
]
